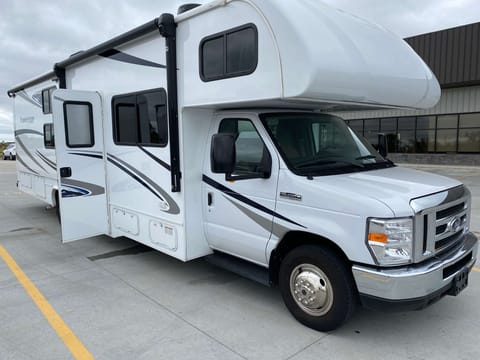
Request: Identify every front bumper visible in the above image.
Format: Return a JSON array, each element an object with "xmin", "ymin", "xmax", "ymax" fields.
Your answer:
[{"xmin": 352, "ymin": 232, "xmax": 478, "ymax": 310}]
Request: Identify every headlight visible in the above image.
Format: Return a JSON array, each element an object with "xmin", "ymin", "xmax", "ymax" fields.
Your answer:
[{"xmin": 367, "ymin": 218, "xmax": 413, "ymax": 266}]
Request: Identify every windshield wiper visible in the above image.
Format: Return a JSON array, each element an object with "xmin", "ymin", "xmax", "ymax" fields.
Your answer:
[
  {"xmin": 296, "ymin": 159, "xmax": 336, "ymax": 168},
  {"xmin": 296, "ymin": 159, "xmax": 364, "ymax": 169},
  {"xmin": 355, "ymin": 155, "xmax": 377, "ymax": 161}
]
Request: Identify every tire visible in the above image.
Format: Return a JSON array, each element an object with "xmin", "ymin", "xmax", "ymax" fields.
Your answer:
[
  {"xmin": 12, "ymin": 155, "xmax": 16, "ymax": 161},
  {"xmin": 279, "ymin": 245, "xmax": 357, "ymax": 331}
]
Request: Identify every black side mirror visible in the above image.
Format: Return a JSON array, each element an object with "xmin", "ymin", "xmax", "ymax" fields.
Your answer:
[
  {"xmin": 377, "ymin": 133, "xmax": 388, "ymax": 158},
  {"xmin": 211, "ymin": 134, "xmax": 235, "ymax": 174}
]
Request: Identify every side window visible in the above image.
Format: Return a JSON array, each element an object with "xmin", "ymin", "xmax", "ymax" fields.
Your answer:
[
  {"xmin": 112, "ymin": 88, "xmax": 168, "ymax": 147},
  {"xmin": 63, "ymin": 102, "xmax": 94, "ymax": 148},
  {"xmin": 218, "ymin": 118, "xmax": 270, "ymax": 177},
  {"xmin": 42, "ymin": 87, "xmax": 56, "ymax": 114},
  {"xmin": 114, "ymin": 95, "xmax": 137, "ymax": 145},
  {"xmin": 200, "ymin": 24, "xmax": 258, "ymax": 82},
  {"xmin": 43, "ymin": 123, "xmax": 55, "ymax": 149}
]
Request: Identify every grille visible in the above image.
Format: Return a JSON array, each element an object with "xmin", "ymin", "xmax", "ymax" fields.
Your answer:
[
  {"xmin": 436, "ymin": 203, "xmax": 465, "ymax": 220},
  {"xmin": 412, "ymin": 186, "xmax": 470, "ymax": 263}
]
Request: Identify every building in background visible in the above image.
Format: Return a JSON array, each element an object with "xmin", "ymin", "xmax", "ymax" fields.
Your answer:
[{"xmin": 337, "ymin": 22, "xmax": 480, "ymax": 165}]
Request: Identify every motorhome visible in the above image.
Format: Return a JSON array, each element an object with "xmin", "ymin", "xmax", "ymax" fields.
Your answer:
[{"xmin": 7, "ymin": 0, "xmax": 478, "ymax": 331}]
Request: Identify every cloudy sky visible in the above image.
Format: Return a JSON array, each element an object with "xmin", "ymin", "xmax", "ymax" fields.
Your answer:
[{"xmin": 1, "ymin": 0, "xmax": 479, "ymax": 142}]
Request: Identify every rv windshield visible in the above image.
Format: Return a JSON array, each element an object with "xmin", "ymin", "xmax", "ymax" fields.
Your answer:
[{"xmin": 261, "ymin": 113, "xmax": 393, "ymax": 176}]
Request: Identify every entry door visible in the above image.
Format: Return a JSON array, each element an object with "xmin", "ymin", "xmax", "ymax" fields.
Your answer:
[
  {"xmin": 203, "ymin": 116, "xmax": 279, "ymax": 265},
  {"xmin": 52, "ymin": 90, "xmax": 108, "ymax": 243}
]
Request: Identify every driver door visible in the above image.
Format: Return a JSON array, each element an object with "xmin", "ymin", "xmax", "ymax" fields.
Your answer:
[{"xmin": 202, "ymin": 115, "xmax": 279, "ymax": 265}]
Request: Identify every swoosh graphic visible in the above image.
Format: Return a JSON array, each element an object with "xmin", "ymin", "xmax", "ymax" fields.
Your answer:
[{"xmin": 203, "ymin": 175, "xmax": 305, "ymax": 228}]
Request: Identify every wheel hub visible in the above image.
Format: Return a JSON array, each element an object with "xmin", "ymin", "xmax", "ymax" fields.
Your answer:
[{"xmin": 290, "ymin": 264, "xmax": 333, "ymax": 316}]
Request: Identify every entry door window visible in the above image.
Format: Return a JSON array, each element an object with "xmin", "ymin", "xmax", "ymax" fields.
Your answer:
[{"xmin": 64, "ymin": 101, "xmax": 94, "ymax": 147}]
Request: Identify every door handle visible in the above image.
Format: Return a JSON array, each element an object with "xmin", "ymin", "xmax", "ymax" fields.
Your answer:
[
  {"xmin": 60, "ymin": 167, "xmax": 72, "ymax": 178},
  {"xmin": 207, "ymin": 192, "xmax": 213, "ymax": 206}
]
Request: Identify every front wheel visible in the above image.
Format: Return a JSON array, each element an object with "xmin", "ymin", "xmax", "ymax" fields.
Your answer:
[{"xmin": 279, "ymin": 245, "xmax": 357, "ymax": 331}]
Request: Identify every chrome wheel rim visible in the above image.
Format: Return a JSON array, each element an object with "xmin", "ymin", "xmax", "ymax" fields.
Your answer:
[{"xmin": 289, "ymin": 264, "xmax": 334, "ymax": 316}]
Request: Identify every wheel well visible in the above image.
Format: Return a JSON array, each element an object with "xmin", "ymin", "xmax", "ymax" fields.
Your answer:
[{"xmin": 269, "ymin": 231, "xmax": 350, "ymax": 285}]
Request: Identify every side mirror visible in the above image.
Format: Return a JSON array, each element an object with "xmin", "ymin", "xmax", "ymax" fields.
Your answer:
[
  {"xmin": 211, "ymin": 134, "xmax": 235, "ymax": 174},
  {"xmin": 377, "ymin": 133, "xmax": 388, "ymax": 158}
]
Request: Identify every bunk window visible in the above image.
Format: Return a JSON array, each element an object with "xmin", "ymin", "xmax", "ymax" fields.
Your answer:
[
  {"xmin": 200, "ymin": 24, "xmax": 258, "ymax": 82},
  {"xmin": 43, "ymin": 123, "xmax": 55, "ymax": 149},
  {"xmin": 63, "ymin": 102, "xmax": 94, "ymax": 148},
  {"xmin": 42, "ymin": 87, "xmax": 56, "ymax": 114},
  {"xmin": 112, "ymin": 88, "xmax": 168, "ymax": 147}
]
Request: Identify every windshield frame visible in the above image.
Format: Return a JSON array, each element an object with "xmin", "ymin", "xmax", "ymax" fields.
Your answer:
[{"xmin": 259, "ymin": 112, "xmax": 394, "ymax": 177}]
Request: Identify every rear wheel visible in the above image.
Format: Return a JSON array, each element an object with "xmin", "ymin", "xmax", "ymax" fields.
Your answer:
[{"xmin": 279, "ymin": 245, "xmax": 357, "ymax": 331}]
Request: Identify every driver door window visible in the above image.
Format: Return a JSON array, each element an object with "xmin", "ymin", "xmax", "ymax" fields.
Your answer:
[{"xmin": 219, "ymin": 118, "xmax": 270, "ymax": 178}]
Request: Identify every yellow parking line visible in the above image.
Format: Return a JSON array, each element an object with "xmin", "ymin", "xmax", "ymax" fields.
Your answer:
[
  {"xmin": 0, "ymin": 245, "xmax": 93, "ymax": 360},
  {"xmin": 473, "ymin": 267, "xmax": 480, "ymax": 273}
]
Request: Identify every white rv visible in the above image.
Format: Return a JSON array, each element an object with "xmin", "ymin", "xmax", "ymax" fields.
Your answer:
[{"xmin": 8, "ymin": 1, "xmax": 478, "ymax": 331}]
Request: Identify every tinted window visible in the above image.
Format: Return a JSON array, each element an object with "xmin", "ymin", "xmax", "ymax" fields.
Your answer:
[
  {"xmin": 137, "ymin": 92, "xmax": 168, "ymax": 146},
  {"xmin": 437, "ymin": 115, "xmax": 458, "ymax": 129},
  {"xmin": 44, "ymin": 123, "xmax": 55, "ymax": 149},
  {"xmin": 116, "ymin": 104, "xmax": 137, "ymax": 144},
  {"xmin": 458, "ymin": 129, "xmax": 480, "ymax": 152},
  {"xmin": 380, "ymin": 118, "xmax": 397, "ymax": 132},
  {"xmin": 226, "ymin": 27, "xmax": 256, "ymax": 73},
  {"xmin": 218, "ymin": 118, "xmax": 269, "ymax": 177},
  {"xmin": 436, "ymin": 129, "xmax": 457, "ymax": 152},
  {"xmin": 42, "ymin": 87, "xmax": 56, "ymax": 114},
  {"xmin": 416, "ymin": 116, "xmax": 436, "ymax": 129},
  {"xmin": 201, "ymin": 24, "xmax": 257, "ymax": 81},
  {"xmin": 397, "ymin": 117, "xmax": 415, "ymax": 130},
  {"xmin": 415, "ymin": 129, "xmax": 436, "ymax": 153},
  {"xmin": 112, "ymin": 88, "xmax": 168, "ymax": 147},
  {"xmin": 202, "ymin": 36, "xmax": 224, "ymax": 79},
  {"xmin": 64, "ymin": 102, "xmax": 94, "ymax": 148},
  {"xmin": 459, "ymin": 113, "xmax": 480, "ymax": 128}
]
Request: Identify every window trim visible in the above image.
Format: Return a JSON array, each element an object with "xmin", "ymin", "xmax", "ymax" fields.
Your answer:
[
  {"xmin": 111, "ymin": 87, "xmax": 168, "ymax": 148},
  {"xmin": 199, "ymin": 23, "xmax": 258, "ymax": 82},
  {"xmin": 63, "ymin": 101, "xmax": 95, "ymax": 148}
]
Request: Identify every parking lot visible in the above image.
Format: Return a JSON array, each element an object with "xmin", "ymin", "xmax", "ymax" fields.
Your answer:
[{"xmin": 1, "ymin": 160, "xmax": 479, "ymax": 360}]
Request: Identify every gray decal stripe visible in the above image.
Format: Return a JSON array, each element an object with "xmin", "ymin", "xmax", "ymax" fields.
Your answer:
[
  {"xmin": 16, "ymin": 155, "xmax": 39, "ymax": 175},
  {"xmin": 70, "ymin": 152, "xmax": 103, "ymax": 159},
  {"xmin": 107, "ymin": 154, "xmax": 180, "ymax": 215},
  {"xmin": 15, "ymin": 136, "xmax": 48, "ymax": 172},
  {"xmin": 17, "ymin": 91, "xmax": 42, "ymax": 108},
  {"xmin": 61, "ymin": 179, "xmax": 105, "ymax": 196},
  {"xmin": 35, "ymin": 151, "xmax": 56, "ymax": 170},
  {"xmin": 14, "ymin": 129, "xmax": 43, "ymax": 137},
  {"xmin": 202, "ymin": 175, "xmax": 306, "ymax": 228},
  {"xmin": 224, "ymin": 196, "xmax": 290, "ymax": 238},
  {"xmin": 99, "ymin": 49, "xmax": 166, "ymax": 69}
]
